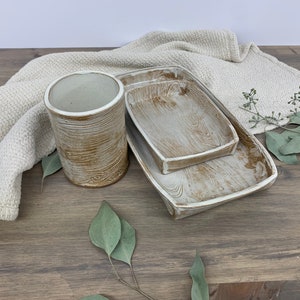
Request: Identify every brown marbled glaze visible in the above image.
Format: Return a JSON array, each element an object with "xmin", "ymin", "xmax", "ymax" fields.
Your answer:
[{"xmin": 125, "ymin": 80, "xmax": 239, "ymax": 173}]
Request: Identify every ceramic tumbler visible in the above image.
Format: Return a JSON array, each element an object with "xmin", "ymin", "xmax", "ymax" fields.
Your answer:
[{"xmin": 44, "ymin": 71, "xmax": 129, "ymax": 187}]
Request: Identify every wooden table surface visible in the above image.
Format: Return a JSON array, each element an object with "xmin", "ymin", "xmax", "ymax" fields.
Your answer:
[{"xmin": 0, "ymin": 47, "xmax": 300, "ymax": 300}]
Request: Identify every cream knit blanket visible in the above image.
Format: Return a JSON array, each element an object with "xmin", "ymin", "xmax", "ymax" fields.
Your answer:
[{"xmin": 1, "ymin": 30, "xmax": 299, "ymax": 221}]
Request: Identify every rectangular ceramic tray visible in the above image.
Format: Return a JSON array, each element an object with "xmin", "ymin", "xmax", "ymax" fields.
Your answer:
[
  {"xmin": 123, "ymin": 69, "xmax": 239, "ymax": 174},
  {"xmin": 118, "ymin": 67, "xmax": 278, "ymax": 219}
]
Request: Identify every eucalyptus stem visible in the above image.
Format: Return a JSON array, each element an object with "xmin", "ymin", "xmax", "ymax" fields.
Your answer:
[
  {"xmin": 239, "ymin": 105, "xmax": 300, "ymax": 133},
  {"xmin": 240, "ymin": 87, "xmax": 300, "ymax": 131},
  {"xmin": 239, "ymin": 106, "xmax": 282, "ymax": 127},
  {"xmin": 108, "ymin": 256, "xmax": 157, "ymax": 300},
  {"xmin": 130, "ymin": 264, "xmax": 140, "ymax": 289}
]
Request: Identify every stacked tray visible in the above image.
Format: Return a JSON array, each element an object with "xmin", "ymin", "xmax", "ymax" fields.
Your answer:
[{"xmin": 117, "ymin": 66, "xmax": 278, "ymax": 219}]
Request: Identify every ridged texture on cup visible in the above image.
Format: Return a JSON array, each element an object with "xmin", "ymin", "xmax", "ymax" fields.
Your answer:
[{"xmin": 48, "ymin": 97, "xmax": 128, "ymax": 187}]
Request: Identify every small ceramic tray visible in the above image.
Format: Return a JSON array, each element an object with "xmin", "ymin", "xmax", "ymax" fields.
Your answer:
[
  {"xmin": 118, "ymin": 67, "xmax": 278, "ymax": 219},
  {"xmin": 123, "ymin": 68, "xmax": 239, "ymax": 174}
]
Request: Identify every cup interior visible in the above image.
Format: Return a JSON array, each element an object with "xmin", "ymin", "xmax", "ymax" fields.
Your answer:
[{"xmin": 48, "ymin": 72, "xmax": 120, "ymax": 113}]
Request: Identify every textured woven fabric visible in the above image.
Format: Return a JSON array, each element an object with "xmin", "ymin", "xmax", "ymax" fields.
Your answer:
[{"xmin": 0, "ymin": 30, "xmax": 299, "ymax": 220}]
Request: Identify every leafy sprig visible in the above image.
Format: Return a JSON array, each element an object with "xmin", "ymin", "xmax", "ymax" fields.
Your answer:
[
  {"xmin": 240, "ymin": 88, "xmax": 284, "ymax": 128},
  {"xmin": 288, "ymin": 88, "xmax": 300, "ymax": 114},
  {"xmin": 241, "ymin": 86, "xmax": 300, "ymax": 164},
  {"xmin": 81, "ymin": 201, "xmax": 209, "ymax": 300},
  {"xmin": 39, "ymin": 163, "xmax": 209, "ymax": 299}
]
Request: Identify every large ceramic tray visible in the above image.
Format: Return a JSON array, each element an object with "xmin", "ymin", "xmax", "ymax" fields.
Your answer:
[
  {"xmin": 117, "ymin": 67, "xmax": 278, "ymax": 219},
  {"xmin": 124, "ymin": 70, "xmax": 239, "ymax": 174}
]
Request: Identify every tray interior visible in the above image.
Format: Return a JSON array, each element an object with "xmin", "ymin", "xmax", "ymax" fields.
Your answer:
[{"xmin": 126, "ymin": 80, "xmax": 236, "ymax": 158}]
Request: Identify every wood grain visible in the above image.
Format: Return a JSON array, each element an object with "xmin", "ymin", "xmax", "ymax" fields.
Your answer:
[{"xmin": 0, "ymin": 46, "xmax": 300, "ymax": 300}]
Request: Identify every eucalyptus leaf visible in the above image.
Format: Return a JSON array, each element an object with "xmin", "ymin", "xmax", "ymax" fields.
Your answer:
[
  {"xmin": 41, "ymin": 150, "xmax": 62, "ymax": 180},
  {"xmin": 281, "ymin": 126, "xmax": 300, "ymax": 140},
  {"xmin": 89, "ymin": 201, "xmax": 121, "ymax": 256},
  {"xmin": 189, "ymin": 253, "xmax": 209, "ymax": 300},
  {"xmin": 289, "ymin": 112, "xmax": 300, "ymax": 125},
  {"xmin": 265, "ymin": 131, "xmax": 298, "ymax": 164},
  {"xmin": 80, "ymin": 295, "xmax": 109, "ymax": 300},
  {"xmin": 279, "ymin": 135, "xmax": 300, "ymax": 155},
  {"xmin": 111, "ymin": 218, "xmax": 136, "ymax": 266}
]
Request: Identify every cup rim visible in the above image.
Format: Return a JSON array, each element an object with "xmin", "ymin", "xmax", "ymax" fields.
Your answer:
[{"xmin": 44, "ymin": 70, "xmax": 124, "ymax": 117}]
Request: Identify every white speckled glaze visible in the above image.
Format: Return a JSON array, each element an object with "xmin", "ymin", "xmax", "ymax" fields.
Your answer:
[
  {"xmin": 44, "ymin": 71, "xmax": 128, "ymax": 187},
  {"xmin": 118, "ymin": 66, "xmax": 277, "ymax": 219}
]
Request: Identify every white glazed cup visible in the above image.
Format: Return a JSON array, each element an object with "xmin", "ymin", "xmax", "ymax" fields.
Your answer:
[{"xmin": 44, "ymin": 71, "xmax": 129, "ymax": 187}]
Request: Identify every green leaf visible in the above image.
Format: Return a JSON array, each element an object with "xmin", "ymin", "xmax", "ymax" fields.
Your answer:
[
  {"xmin": 281, "ymin": 126, "xmax": 300, "ymax": 140},
  {"xmin": 41, "ymin": 150, "xmax": 62, "ymax": 180},
  {"xmin": 289, "ymin": 112, "xmax": 300, "ymax": 125},
  {"xmin": 41, "ymin": 150, "xmax": 62, "ymax": 190},
  {"xmin": 189, "ymin": 253, "xmax": 209, "ymax": 300},
  {"xmin": 279, "ymin": 135, "xmax": 300, "ymax": 155},
  {"xmin": 89, "ymin": 201, "xmax": 121, "ymax": 256},
  {"xmin": 111, "ymin": 218, "xmax": 136, "ymax": 266},
  {"xmin": 80, "ymin": 295, "xmax": 109, "ymax": 300},
  {"xmin": 265, "ymin": 131, "xmax": 298, "ymax": 164}
]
